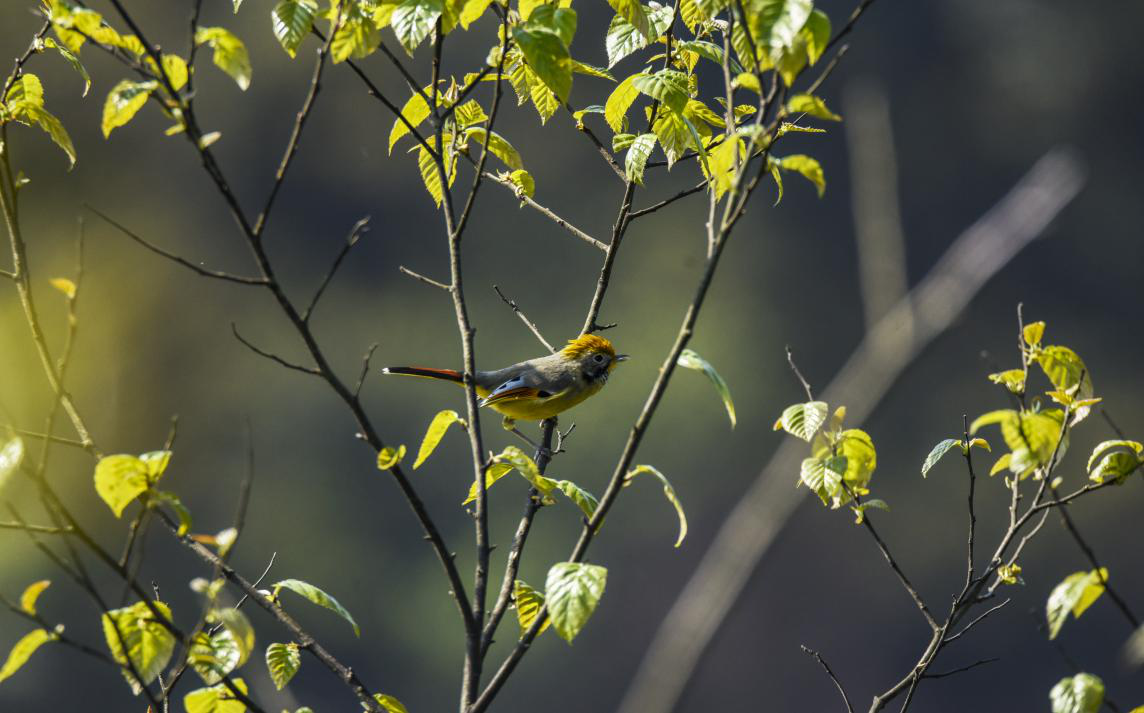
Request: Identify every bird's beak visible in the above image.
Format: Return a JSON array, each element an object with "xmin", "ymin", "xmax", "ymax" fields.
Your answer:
[{"xmin": 616, "ymin": 354, "xmax": 630, "ymax": 362}]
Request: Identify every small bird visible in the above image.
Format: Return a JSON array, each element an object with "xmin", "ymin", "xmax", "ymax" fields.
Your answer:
[{"xmin": 382, "ymin": 334, "xmax": 628, "ymax": 448}]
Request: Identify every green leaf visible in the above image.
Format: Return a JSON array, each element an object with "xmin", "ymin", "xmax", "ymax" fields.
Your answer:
[
  {"xmin": 571, "ymin": 60, "xmax": 615, "ymax": 80},
  {"xmin": 625, "ymin": 464, "xmax": 687, "ymax": 547},
  {"xmin": 391, "ymin": 0, "xmax": 444, "ymax": 53},
  {"xmin": 453, "ymin": 99, "xmax": 488, "ymax": 127},
  {"xmin": 1023, "ymin": 320, "xmax": 1046, "ymax": 346},
  {"xmin": 851, "ymin": 498, "xmax": 889, "ymax": 524},
  {"xmin": 1086, "ymin": 440, "xmax": 1144, "ymax": 484},
  {"xmin": 461, "ymin": 462, "xmax": 513, "ymax": 505},
  {"xmin": 19, "ymin": 580, "xmax": 50, "ymax": 616},
  {"xmin": 388, "ymin": 86, "xmax": 434, "ymax": 154},
  {"xmin": 42, "ymin": 38, "xmax": 90, "ymax": 96},
  {"xmin": 605, "ymin": 14, "xmax": 647, "ymax": 68},
  {"xmin": 607, "ymin": 0, "xmax": 650, "ymax": 41},
  {"xmin": 1046, "ymin": 568, "xmax": 1108, "ymax": 640},
  {"xmin": 678, "ymin": 0, "xmax": 706, "ymax": 31},
  {"xmin": 417, "ymin": 138, "xmax": 457, "ymax": 206},
  {"xmin": 802, "ymin": 8, "xmax": 830, "ymax": 65},
  {"xmin": 265, "ymin": 642, "xmax": 301, "ymax": 691},
  {"xmin": 459, "ymin": 0, "xmax": 492, "ymax": 28},
  {"xmin": 529, "ymin": 5, "xmax": 578, "ymax": 46},
  {"xmin": 632, "ymin": 69, "xmax": 688, "ymax": 114},
  {"xmin": 624, "ymin": 132, "xmax": 656, "ymax": 185},
  {"xmin": 101, "ymin": 79, "xmax": 157, "ymax": 138},
  {"xmin": 514, "ymin": 26, "xmax": 573, "ymax": 102},
  {"xmin": 705, "ymin": 135, "xmax": 744, "ymax": 200},
  {"xmin": 604, "ymin": 73, "xmax": 644, "ymax": 132},
  {"xmin": 492, "ymin": 445, "xmax": 558, "ymax": 495},
  {"xmin": 153, "ymin": 491, "xmax": 192, "ymax": 536},
  {"xmin": 513, "ymin": 579, "xmax": 551, "ymax": 637},
  {"xmin": 774, "ymin": 401, "xmax": 828, "ymax": 441},
  {"xmin": 778, "ymin": 154, "xmax": 825, "ymax": 197},
  {"xmin": 102, "ymin": 600, "xmax": 176, "ymax": 692},
  {"xmin": 0, "ymin": 629, "xmax": 56, "ymax": 684},
  {"xmin": 465, "ymin": 127, "xmax": 523, "ymax": 169},
  {"xmin": 331, "ymin": 3, "xmax": 382, "ymax": 62},
  {"xmin": 273, "ymin": 579, "xmax": 360, "ymax": 636},
  {"xmin": 211, "ymin": 607, "xmax": 255, "ymax": 667},
  {"xmin": 272, "ymin": 0, "xmax": 318, "ymax": 57},
  {"xmin": 745, "ymin": 0, "xmax": 813, "ymax": 56},
  {"xmin": 1037, "ymin": 345, "xmax": 1094, "ymax": 421},
  {"xmin": 787, "ymin": 93, "xmax": 840, "ymax": 121},
  {"xmin": 188, "ymin": 630, "xmax": 241, "ymax": 685},
  {"xmin": 195, "ymin": 27, "xmax": 252, "ymax": 90},
  {"xmin": 830, "ymin": 429, "xmax": 878, "ymax": 499},
  {"xmin": 1050, "ymin": 673, "xmax": 1105, "ymax": 713},
  {"xmin": 10, "ymin": 104, "xmax": 75, "ymax": 168},
  {"xmin": 989, "ymin": 453, "xmax": 1012, "ymax": 477},
  {"xmin": 676, "ymin": 40, "xmax": 744, "ymax": 74},
  {"xmin": 921, "ymin": 438, "xmax": 960, "ymax": 477},
  {"xmin": 414, "ymin": 409, "xmax": 464, "ymax": 469},
  {"xmin": 376, "ymin": 445, "xmax": 406, "ymax": 470},
  {"xmin": 987, "ymin": 368, "xmax": 1027, "ymax": 394},
  {"xmin": 529, "ymin": 80, "xmax": 560, "ymax": 123},
  {"xmin": 545, "ymin": 562, "xmax": 607, "ymax": 642},
  {"xmin": 5, "ymin": 73, "xmax": 44, "ymax": 108},
  {"xmin": 94, "ymin": 454, "xmax": 151, "ymax": 517},
  {"xmin": 184, "ymin": 678, "xmax": 249, "ymax": 713},
  {"xmin": 373, "ymin": 694, "xmax": 410, "ymax": 713},
  {"xmin": 677, "ymin": 348, "xmax": 736, "ymax": 428},
  {"xmin": 555, "ymin": 480, "xmax": 599, "ymax": 519},
  {"xmin": 506, "ymin": 168, "xmax": 535, "ymax": 198}
]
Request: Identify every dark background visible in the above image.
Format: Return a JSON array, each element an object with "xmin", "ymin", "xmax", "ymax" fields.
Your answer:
[{"xmin": 2, "ymin": 0, "xmax": 1143, "ymax": 711}]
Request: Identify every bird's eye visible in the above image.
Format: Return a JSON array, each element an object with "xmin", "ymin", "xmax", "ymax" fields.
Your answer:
[{"xmin": 593, "ymin": 353, "xmax": 605, "ymax": 363}]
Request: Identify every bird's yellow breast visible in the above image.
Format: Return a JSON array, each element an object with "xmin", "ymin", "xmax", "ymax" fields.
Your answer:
[{"xmin": 484, "ymin": 379, "xmax": 606, "ymax": 421}]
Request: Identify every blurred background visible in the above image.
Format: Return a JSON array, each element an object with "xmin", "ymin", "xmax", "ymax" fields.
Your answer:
[{"xmin": 2, "ymin": 0, "xmax": 1143, "ymax": 711}]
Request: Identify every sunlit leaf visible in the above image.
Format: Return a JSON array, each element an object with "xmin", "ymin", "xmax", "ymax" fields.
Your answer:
[
  {"xmin": 606, "ymin": 0, "xmax": 650, "ymax": 40},
  {"xmin": 273, "ymin": 579, "xmax": 360, "ymax": 636},
  {"xmin": 101, "ymin": 79, "xmax": 157, "ymax": 138},
  {"xmin": 0, "ymin": 629, "xmax": 56, "ymax": 684},
  {"xmin": 777, "ymin": 154, "xmax": 825, "ymax": 197},
  {"xmin": 1050, "ymin": 673, "xmax": 1104, "ymax": 713},
  {"xmin": 604, "ymin": 73, "xmax": 644, "ymax": 132},
  {"xmin": 545, "ymin": 562, "xmax": 607, "ymax": 642},
  {"xmin": 388, "ymin": 86, "xmax": 434, "ymax": 154},
  {"xmin": 625, "ymin": 465, "xmax": 687, "ymax": 547},
  {"xmin": 632, "ymin": 69, "xmax": 688, "ymax": 114},
  {"xmin": 414, "ymin": 409, "xmax": 465, "ymax": 469},
  {"xmin": 102, "ymin": 600, "xmax": 176, "ymax": 692},
  {"xmin": 988, "ymin": 368, "xmax": 1026, "ymax": 394},
  {"xmin": 188, "ymin": 630, "xmax": 241, "ymax": 685},
  {"xmin": 265, "ymin": 642, "xmax": 301, "ymax": 690},
  {"xmin": 492, "ymin": 445, "xmax": 557, "ymax": 495},
  {"xmin": 459, "ymin": 0, "xmax": 492, "ymax": 28},
  {"xmin": 1023, "ymin": 320, "xmax": 1046, "ymax": 347},
  {"xmin": 506, "ymin": 168, "xmax": 535, "ymax": 198},
  {"xmin": 184, "ymin": 678, "xmax": 248, "ymax": 713},
  {"xmin": 513, "ymin": 579, "xmax": 550, "ymax": 638},
  {"xmin": 42, "ymin": 38, "xmax": 90, "ymax": 96},
  {"xmin": 461, "ymin": 462, "xmax": 513, "ymax": 505},
  {"xmin": 331, "ymin": 2, "xmax": 382, "ymax": 62},
  {"xmin": 624, "ymin": 132, "xmax": 656, "ymax": 185},
  {"xmin": 555, "ymin": 479, "xmax": 599, "ymax": 519},
  {"xmin": 1086, "ymin": 440, "xmax": 1143, "ymax": 484},
  {"xmin": 802, "ymin": 8, "xmax": 830, "ymax": 65},
  {"xmin": 465, "ymin": 127, "xmax": 523, "ymax": 169},
  {"xmin": 390, "ymin": 0, "xmax": 444, "ymax": 52},
  {"xmin": 786, "ymin": 93, "xmax": 840, "ymax": 121},
  {"xmin": 514, "ymin": 26, "xmax": 572, "ymax": 102},
  {"xmin": 272, "ymin": 0, "xmax": 318, "ymax": 57},
  {"xmin": 19, "ymin": 580, "xmax": 51, "ymax": 616},
  {"xmin": 93, "ymin": 454, "xmax": 151, "ymax": 517},
  {"xmin": 1047, "ymin": 569, "xmax": 1108, "ymax": 640},
  {"xmin": 851, "ymin": 498, "xmax": 889, "ymax": 524},
  {"xmin": 774, "ymin": 401, "xmax": 828, "ymax": 441},
  {"xmin": 677, "ymin": 348, "xmax": 736, "ymax": 428},
  {"xmin": 376, "ymin": 445, "xmax": 406, "ymax": 470},
  {"xmin": 921, "ymin": 438, "xmax": 960, "ymax": 477},
  {"xmin": 373, "ymin": 693, "xmax": 409, "ymax": 713}
]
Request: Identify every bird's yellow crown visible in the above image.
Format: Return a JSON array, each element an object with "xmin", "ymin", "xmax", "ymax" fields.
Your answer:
[{"xmin": 560, "ymin": 333, "xmax": 615, "ymax": 360}]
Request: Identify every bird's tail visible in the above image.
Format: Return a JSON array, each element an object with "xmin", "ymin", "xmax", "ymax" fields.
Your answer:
[{"xmin": 380, "ymin": 366, "xmax": 464, "ymax": 384}]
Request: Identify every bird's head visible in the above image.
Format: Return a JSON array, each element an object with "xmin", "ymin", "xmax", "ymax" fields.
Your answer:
[{"xmin": 561, "ymin": 334, "xmax": 628, "ymax": 381}]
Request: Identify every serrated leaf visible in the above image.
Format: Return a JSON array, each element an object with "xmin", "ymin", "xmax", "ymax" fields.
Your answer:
[
  {"xmin": 331, "ymin": 3, "xmax": 382, "ymax": 62},
  {"xmin": 459, "ymin": 0, "xmax": 492, "ymax": 28},
  {"xmin": 465, "ymin": 127, "xmax": 523, "ymax": 169},
  {"xmin": 625, "ymin": 465, "xmax": 687, "ymax": 547},
  {"xmin": 607, "ymin": 0, "xmax": 650, "ymax": 40},
  {"xmin": 273, "ymin": 579, "xmax": 359, "ymax": 636},
  {"xmin": 272, "ymin": 0, "xmax": 318, "ymax": 57},
  {"xmin": 506, "ymin": 168, "xmax": 535, "ymax": 198},
  {"xmin": 624, "ymin": 132, "xmax": 656, "ymax": 185},
  {"xmin": 787, "ymin": 93, "xmax": 840, "ymax": 121},
  {"xmin": 101, "ymin": 79, "xmax": 157, "ymax": 138},
  {"xmin": 513, "ymin": 26, "xmax": 572, "ymax": 102},
  {"xmin": 414, "ymin": 409, "xmax": 464, "ymax": 469},
  {"xmin": 1050, "ymin": 673, "xmax": 1105, "ymax": 713},
  {"xmin": 1086, "ymin": 440, "xmax": 1143, "ymax": 474},
  {"xmin": 676, "ymin": 40, "xmax": 744, "ymax": 74},
  {"xmin": 632, "ymin": 69, "xmax": 688, "ymax": 114},
  {"xmin": 1037, "ymin": 345, "xmax": 1094, "ymax": 422},
  {"xmin": 921, "ymin": 438, "xmax": 960, "ymax": 477},
  {"xmin": 1023, "ymin": 320, "xmax": 1046, "ymax": 346},
  {"xmin": 677, "ymin": 348, "xmax": 736, "ymax": 428},
  {"xmin": 745, "ymin": 0, "xmax": 812, "ymax": 56},
  {"xmin": 803, "ymin": 8, "xmax": 830, "ymax": 65},
  {"xmin": 604, "ymin": 73, "xmax": 643, "ymax": 132},
  {"xmin": 453, "ymin": 99, "xmax": 487, "ymax": 127},
  {"xmin": 102, "ymin": 600, "xmax": 176, "ymax": 692},
  {"xmin": 851, "ymin": 498, "xmax": 889, "ymax": 524},
  {"xmin": 265, "ymin": 642, "xmax": 301, "ymax": 690},
  {"xmin": 492, "ymin": 445, "xmax": 557, "ymax": 495},
  {"xmin": 778, "ymin": 154, "xmax": 825, "ymax": 197},
  {"xmin": 42, "ymin": 39, "xmax": 90, "ymax": 96},
  {"xmin": 513, "ymin": 579, "xmax": 551, "ymax": 637},
  {"xmin": 188, "ymin": 630, "xmax": 241, "ymax": 685},
  {"xmin": 529, "ymin": 80, "xmax": 560, "ymax": 123},
  {"xmin": 0, "ymin": 629, "xmax": 56, "ymax": 684},
  {"xmin": 545, "ymin": 562, "xmax": 607, "ymax": 642},
  {"xmin": 211, "ymin": 607, "xmax": 255, "ymax": 667},
  {"xmin": 184, "ymin": 678, "xmax": 248, "ymax": 713},
  {"xmin": 376, "ymin": 445, "xmax": 406, "ymax": 470},
  {"xmin": 388, "ymin": 86, "xmax": 434, "ymax": 154},
  {"xmin": 195, "ymin": 27, "xmax": 252, "ymax": 90},
  {"xmin": 774, "ymin": 401, "xmax": 828, "ymax": 441},
  {"xmin": 555, "ymin": 480, "xmax": 599, "ymax": 519},
  {"xmin": 571, "ymin": 60, "xmax": 615, "ymax": 80},
  {"xmin": 988, "ymin": 368, "xmax": 1026, "ymax": 394},
  {"xmin": 1047, "ymin": 569, "xmax": 1108, "ymax": 640},
  {"xmin": 94, "ymin": 454, "xmax": 151, "ymax": 517}
]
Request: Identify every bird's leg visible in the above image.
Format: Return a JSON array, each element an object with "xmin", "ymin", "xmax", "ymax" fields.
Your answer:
[{"xmin": 501, "ymin": 416, "xmax": 552, "ymax": 459}]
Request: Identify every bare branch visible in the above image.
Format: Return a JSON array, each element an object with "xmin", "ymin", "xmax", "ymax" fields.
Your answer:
[
  {"xmin": 231, "ymin": 323, "xmax": 321, "ymax": 376},
  {"xmin": 483, "ymin": 172, "xmax": 608, "ymax": 251},
  {"xmin": 86, "ymin": 206, "xmax": 267, "ymax": 286},
  {"xmin": 943, "ymin": 599, "xmax": 1011, "ymax": 644},
  {"xmin": 922, "ymin": 657, "xmax": 1000, "ymax": 680},
  {"xmin": 303, "ymin": 217, "xmax": 370, "ymax": 321},
  {"xmin": 493, "ymin": 285, "xmax": 555, "ymax": 353},
  {"xmin": 800, "ymin": 645, "xmax": 855, "ymax": 713},
  {"xmin": 399, "ymin": 265, "xmax": 452, "ymax": 291}
]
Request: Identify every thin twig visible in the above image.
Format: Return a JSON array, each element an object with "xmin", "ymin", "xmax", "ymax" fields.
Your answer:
[
  {"xmin": 921, "ymin": 657, "xmax": 1000, "ymax": 680},
  {"xmin": 493, "ymin": 285, "xmax": 555, "ymax": 353},
  {"xmin": 399, "ymin": 265, "xmax": 452, "ymax": 291},
  {"xmin": 231, "ymin": 323, "xmax": 321, "ymax": 376},
  {"xmin": 800, "ymin": 645, "xmax": 855, "ymax": 713},
  {"xmin": 303, "ymin": 217, "xmax": 370, "ymax": 321}
]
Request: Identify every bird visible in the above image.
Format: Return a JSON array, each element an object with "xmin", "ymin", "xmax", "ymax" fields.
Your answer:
[{"xmin": 381, "ymin": 334, "xmax": 628, "ymax": 450}]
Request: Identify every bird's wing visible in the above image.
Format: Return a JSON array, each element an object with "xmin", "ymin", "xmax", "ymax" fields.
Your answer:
[{"xmin": 479, "ymin": 374, "xmax": 548, "ymax": 407}]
